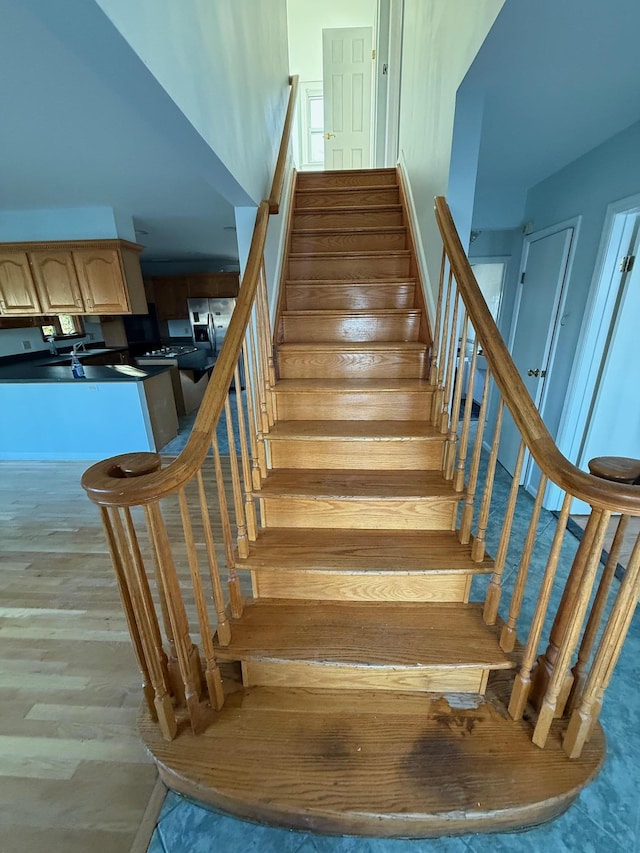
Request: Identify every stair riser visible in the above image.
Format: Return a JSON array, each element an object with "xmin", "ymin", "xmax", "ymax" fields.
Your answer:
[
  {"xmin": 260, "ymin": 497, "xmax": 458, "ymax": 530},
  {"xmin": 295, "ymin": 188, "xmax": 399, "ymax": 208},
  {"xmin": 289, "ymin": 254, "xmax": 411, "ymax": 280},
  {"xmin": 296, "ymin": 170, "xmax": 397, "ymax": 188},
  {"xmin": 281, "ymin": 313, "xmax": 420, "ymax": 343},
  {"xmin": 293, "ymin": 209, "xmax": 404, "ymax": 229},
  {"xmin": 290, "ymin": 230, "xmax": 407, "ymax": 254},
  {"xmin": 251, "ymin": 570, "xmax": 472, "ymax": 603},
  {"xmin": 274, "ymin": 390, "xmax": 433, "ymax": 420},
  {"xmin": 241, "ymin": 660, "xmax": 490, "ymax": 693},
  {"xmin": 277, "ymin": 348, "xmax": 426, "ymax": 379},
  {"xmin": 286, "ymin": 282, "xmax": 415, "ymax": 311},
  {"xmin": 268, "ymin": 439, "xmax": 444, "ymax": 470}
]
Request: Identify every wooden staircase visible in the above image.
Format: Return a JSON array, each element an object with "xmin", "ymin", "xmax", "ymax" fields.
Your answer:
[{"xmin": 134, "ymin": 169, "xmax": 604, "ymax": 836}]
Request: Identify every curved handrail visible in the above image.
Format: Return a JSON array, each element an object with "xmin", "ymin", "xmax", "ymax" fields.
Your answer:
[
  {"xmin": 434, "ymin": 196, "xmax": 640, "ymax": 515},
  {"xmin": 83, "ymin": 75, "xmax": 298, "ymax": 507}
]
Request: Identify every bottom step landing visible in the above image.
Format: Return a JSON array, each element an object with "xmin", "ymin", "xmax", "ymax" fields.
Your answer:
[{"xmin": 140, "ymin": 671, "xmax": 605, "ymax": 838}]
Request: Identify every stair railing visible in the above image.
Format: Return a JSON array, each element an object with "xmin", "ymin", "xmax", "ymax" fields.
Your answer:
[
  {"xmin": 434, "ymin": 196, "xmax": 640, "ymax": 758},
  {"xmin": 80, "ymin": 76, "xmax": 298, "ymax": 742}
]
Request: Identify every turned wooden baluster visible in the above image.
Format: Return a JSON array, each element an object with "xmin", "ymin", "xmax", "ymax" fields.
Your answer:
[
  {"xmin": 563, "ymin": 530, "xmax": 640, "ymax": 758},
  {"xmin": 258, "ymin": 261, "xmax": 276, "ymax": 425},
  {"xmin": 428, "ymin": 249, "xmax": 447, "ymax": 388},
  {"xmin": 472, "ymin": 399, "xmax": 505, "ymax": 562},
  {"xmin": 246, "ymin": 318, "xmax": 268, "ymax": 478},
  {"xmin": 234, "ymin": 361, "xmax": 258, "ymax": 540},
  {"xmin": 530, "ymin": 506, "xmax": 607, "ymax": 713},
  {"xmin": 225, "ymin": 392, "xmax": 249, "ymax": 558},
  {"xmin": 101, "ymin": 506, "xmax": 176, "ymax": 738},
  {"xmin": 532, "ymin": 509, "xmax": 610, "ymax": 748},
  {"xmin": 459, "ymin": 367, "xmax": 491, "ymax": 544},
  {"xmin": 499, "ymin": 472, "xmax": 548, "ymax": 651},
  {"xmin": 178, "ymin": 486, "xmax": 225, "ymax": 711},
  {"xmin": 453, "ymin": 333, "xmax": 479, "ymax": 493},
  {"xmin": 567, "ymin": 513, "xmax": 630, "ymax": 713},
  {"xmin": 144, "ymin": 500, "xmax": 204, "ymax": 734},
  {"xmin": 195, "ymin": 470, "xmax": 231, "ymax": 645},
  {"xmin": 243, "ymin": 338, "xmax": 265, "ymax": 488},
  {"xmin": 508, "ymin": 492, "xmax": 572, "ymax": 720},
  {"xmin": 439, "ymin": 289, "xmax": 460, "ymax": 434},
  {"xmin": 211, "ymin": 431, "xmax": 243, "ymax": 619},
  {"xmin": 433, "ymin": 268, "xmax": 453, "ymax": 426},
  {"xmin": 483, "ymin": 441, "xmax": 526, "ymax": 625},
  {"xmin": 444, "ymin": 310, "xmax": 469, "ymax": 480},
  {"xmin": 250, "ymin": 304, "xmax": 270, "ymax": 436}
]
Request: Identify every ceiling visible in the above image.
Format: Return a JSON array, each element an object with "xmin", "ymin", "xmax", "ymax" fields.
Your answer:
[
  {"xmin": 0, "ymin": 0, "xmax": 241, "ymax": 268},
  {"xmin": 462, "ymin": 0, "xmax": 640, "ymax": 228}
]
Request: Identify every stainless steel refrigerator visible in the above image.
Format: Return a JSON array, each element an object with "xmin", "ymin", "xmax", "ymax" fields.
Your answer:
[{"xmin": 187, "ymin": 297, "xmax": 236, "ymax": 355}]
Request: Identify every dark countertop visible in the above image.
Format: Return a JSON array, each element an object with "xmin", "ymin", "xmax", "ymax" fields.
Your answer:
[
  {"xmin": 0, "ymin": 363, "xmax": 171, "ymax": 384},
  {"xmin": 33, "ymin": 347, "xmax": 129, "ymax": 367}
]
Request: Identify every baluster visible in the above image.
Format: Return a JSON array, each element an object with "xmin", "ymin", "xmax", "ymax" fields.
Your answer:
[
  {"xmin": 530, "ymin": 506, "xmax": 607, "ymax": 712},
  {"xmin": 499, "ymin": 472, "xmax": 548, "ymax": 651},
  {"xmin": 532, "ymin": 509, "xmax": 610, "ymax": 748},
  {"xmin": 250, "ymin": 305, "xmax": 270, "ymax": 436},
  {"xmin": 564, "ymin": 531, "xmax": 640, "ymax": 758},
  {"xmin": 234, "ymin": 361, "xmax": 258, "ymax": 540},
  {"xmin": 508, "ymin": 492, "xmax": 571, "ymax": 720},
  {"xmin": 432, "ymin": 268, "xmax": 453, "ymax": 426},
  {"xmin": 566, "ymin": 514, "xmax": 629, "ymax": 713},
  {"xmin": 453, "ymin": 333, "xmax": 479, "ymax": 493},
  {"xmin": 212, "ymin": 430, "xmax": 243, "ymax": 619},
  {"xmin": 483, "ymin": 441, "xmax": 526, "ymax": 625},
  {"xmin": 256, "ymin": 264, "xmax": 275, "ymax": 427},
  {"xmin": 178, "ymin": 486, "xmax": 225, "ymax": 711},
  {"xmin": 144, "ymin": 500, "xmax": 204, "ymax": 734},
  {"xmin": 225, "ymin": 392, "xmax": 249, "ymax": 558},
  {"xmin": 243, "ymin": 338, "xmax": 264, "ymax": 489},
  {"xmin": 429, "ymin": 249, "xmax": 446, "ymax": 387},
  {"xmin": 246, "ymin": 316, "xmax": 268, "ymax": 478},
  {"xmin": 459, "ymin": 367, "xmax": 491, "ymax": 544},
  {"xmin": 439, "ymin": 289, "xmax": 460, "ymax": 434},
  {"xmin": 196, "ymin": 470, "xmax": 231, "ymax": 645},
  {"xmin": 101, "ymin": 507, "xmax": 175, "ymax": 736},
  {"xmin": 259, "ymin": 262, "xmax": 276, "ymax": 413},
  {"xmin": 444, "ymin": 310, "xmax": 468, "ymax": 480},
  {"xmin": 472, "ymin": 399, "xmax": 504, "ymax": 562}
]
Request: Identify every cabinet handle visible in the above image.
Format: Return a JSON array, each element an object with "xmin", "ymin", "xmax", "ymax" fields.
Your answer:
[{"xmin": 86, "ymin": 296, "xmax": 94, "ymax": 309}]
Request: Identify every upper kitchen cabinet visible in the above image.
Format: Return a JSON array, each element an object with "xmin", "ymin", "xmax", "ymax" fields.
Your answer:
[
  {"xmin": 151, "ymin": 272, "xmax": 239, "ymax": 321},
  {"xmin": 0, "ymin": 240, "xmax": 147, "ymax": 317},
  {"xmin": 0, "ymin": 251, "xmax": 42, "ymax": 315}
]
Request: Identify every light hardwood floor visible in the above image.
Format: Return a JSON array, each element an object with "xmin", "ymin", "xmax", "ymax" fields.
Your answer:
[{"xmin": 0, "ymin": 460, "xmax": 160, "ymax": 853}]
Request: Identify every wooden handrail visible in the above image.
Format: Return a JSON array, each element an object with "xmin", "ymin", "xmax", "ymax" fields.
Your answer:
[
  {"xmin": 434, "ymin": 196, "xmax": 640, "ymax": 516},
  {"xmin": 268, "ymin": 75, "xmax": 299, "ymax": 214},
  {"xmin": 82, "ymin": 75, "xmax": 298, "ymax": 507}
]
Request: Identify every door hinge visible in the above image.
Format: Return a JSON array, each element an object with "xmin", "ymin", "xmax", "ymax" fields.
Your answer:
[
  {"xmin": 521, "ymin": 272, "xmax": 526, "ymax": 284},
  {"xmin": 620, "ymin": 255, "xmax": 636, "ymax": 273},
  {"xmin": 372, "ymin": 49, "xmax": 376, "ymax": 60}
]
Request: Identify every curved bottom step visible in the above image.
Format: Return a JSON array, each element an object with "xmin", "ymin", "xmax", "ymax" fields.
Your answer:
[{"xmin": 140, "ymin": 672, "xmax": 605, "ymax": 838}]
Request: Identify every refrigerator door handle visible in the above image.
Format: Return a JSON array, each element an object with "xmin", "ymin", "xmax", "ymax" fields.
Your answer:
[{"xmin": 207, "ymin": 313, "xmax": 216, "ymax": 353}]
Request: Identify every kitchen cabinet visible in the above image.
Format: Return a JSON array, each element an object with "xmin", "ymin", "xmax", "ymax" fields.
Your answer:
[
  {"xmin": 0, "ymin": 240, "xmax": 147, "ymax": 317},
  {"xmin": 0, "ymin": 252, "xmax": 42, "ymax": 315},
  {"xmin": 151, "ymin": 272, "xmax": 239, "ymax": 321}
]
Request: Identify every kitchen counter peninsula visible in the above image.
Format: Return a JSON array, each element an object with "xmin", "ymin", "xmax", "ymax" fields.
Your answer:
[{"xmin": 0, "ymin": 362, "xmax": 178, "ymax": 460}]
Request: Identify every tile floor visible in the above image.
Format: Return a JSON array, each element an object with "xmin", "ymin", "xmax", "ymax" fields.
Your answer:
[{"xmin": 146, "ymin": 448, "xmax": 640, "ymax": 852}]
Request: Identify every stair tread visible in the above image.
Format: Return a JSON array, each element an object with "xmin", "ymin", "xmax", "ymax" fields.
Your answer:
[
  {"xmin": 216, "ymin": 600, "xmax": 513, "ymax": 669},
  {"xmin": 282, "ymin": 309, "xmax": 420, "ymax": 317},
  {"xmin": 277, "ymin": 341, "xmax": 426, "ymax": 352},
  {"xmin": 274, "ymin": 378, "xmax": 434, "ymax": 392},
  {"xmin": 296, "ymin": 184, "xmax": 399, "ymax": 194},
  {"xmin": 291, "ymin": 226, "xmax": 407, "ymax": 235},
  {"xmin": 294, "ymin": 204, "xmax": 403, "ymax": 214},
  {"xmin": 258, "ymin": 469, "xmax": 459, "ymax": 500},
  {"xmin": 286, "ymin": 277, "xmax": 416, "ymax": 285},
  {"xmin": 267, "ymin": 420, "xmax": 441, "ymax": 440},
  {"xmin": 237, "ymin": 528, "xmax": 493, "ymax": 572},
  {"xmin": 289, "ymin": 250, "xmax": 410, "ymax": 259}
]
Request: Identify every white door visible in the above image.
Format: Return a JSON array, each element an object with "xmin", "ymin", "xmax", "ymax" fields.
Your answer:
[
  {"xmin": 322, "ymin": 27, "xmax": 373, "ymax": 170},
  {"xmin": 499, "ymin": 226, "xmax": 575, "ymax": 479}
]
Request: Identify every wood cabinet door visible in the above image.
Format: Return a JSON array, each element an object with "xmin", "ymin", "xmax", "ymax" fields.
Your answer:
[
  {"xmin": 0, "ymin": 252, "xmax": 42, "ymax": 315},
  {"xmin": 30, "ymin": 250, "xmax": 84, "ymax": 314},
  {"xmin": 153, "ymin": 278, "xmax": 189, "ymax": 320},
  {"xmin": 73, "ymin": 249, "xmax": 130, "ymax": 313}
]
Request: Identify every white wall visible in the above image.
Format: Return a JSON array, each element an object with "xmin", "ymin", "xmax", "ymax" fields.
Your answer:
[
  {"xmin": 95, "ymin": 0, "xmax": 290, "ymax": 204},
  {"xmin": 287, "ymin": 0, "xmax": 376, "ymax": 83},
  {"xmin": 398, "ymin": 0, "xmax": 505, "ymax": 311}
]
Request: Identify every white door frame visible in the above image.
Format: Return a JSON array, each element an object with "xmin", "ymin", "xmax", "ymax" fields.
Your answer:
[
  {"xmin": 508, "ymin": 216, "xmax": 581, "ymax": 490},
  {"xmin": 373, "ymin": 0, "xmax": 404, "ymax": 167}
]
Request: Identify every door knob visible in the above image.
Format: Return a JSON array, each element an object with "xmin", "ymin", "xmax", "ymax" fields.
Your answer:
[
  {"xmin": 528, "ymin": 368, "xmax": 540, "ymax": 377},
  {"xmin": 324, "ymin": 132, "xmax": 336, "ymax": 140}
]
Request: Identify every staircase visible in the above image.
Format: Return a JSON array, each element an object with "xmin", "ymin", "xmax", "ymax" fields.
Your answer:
[{"xmin": 130, "ymin": 169, "xmax": 604, "ymax": 836}]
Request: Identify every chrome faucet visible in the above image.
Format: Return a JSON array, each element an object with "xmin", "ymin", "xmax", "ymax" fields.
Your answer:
[{"xmin": 72, "ymin": 341, "xmax": 87, "ymax": 355}]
